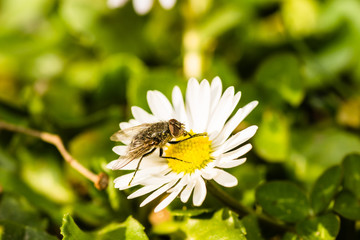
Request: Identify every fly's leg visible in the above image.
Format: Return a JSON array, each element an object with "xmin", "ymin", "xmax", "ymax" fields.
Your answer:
[
  {"xmin": 168, "ymin": 133, "xmax": 207, "ymax": 144},
  {"xmin": 129, "ymin": 148, "xmax": 156, "ymax": 185},
  {"xmin": 159, "ymin": 148, "xmax": 190, "ymax": 163}
]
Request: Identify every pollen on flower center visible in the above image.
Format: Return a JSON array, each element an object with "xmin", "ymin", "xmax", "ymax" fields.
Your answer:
[{"xmin": 164, "ymin": 132, "xmax": 213, "ymax": 174}]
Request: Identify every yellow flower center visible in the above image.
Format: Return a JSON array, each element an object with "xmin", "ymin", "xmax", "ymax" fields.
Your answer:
[{"xmin": 164, "ymin": 131, "xmax": 213, "ymax": 174}]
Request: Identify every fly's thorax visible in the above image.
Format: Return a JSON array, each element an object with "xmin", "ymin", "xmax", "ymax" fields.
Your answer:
[{"xmin": 130, "ymin": 121, "xmax": 172, "ymax": 148}]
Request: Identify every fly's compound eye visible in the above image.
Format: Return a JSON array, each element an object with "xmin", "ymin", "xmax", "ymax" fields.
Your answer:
[{"xmin": 169, "ymin": 119, "xmax": 184, "ymax": 137}]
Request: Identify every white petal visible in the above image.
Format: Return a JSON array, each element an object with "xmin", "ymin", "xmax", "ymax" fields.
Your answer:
[
  {"xmin": 133, "ymin": 0, "xmax": 153, "ymax": 15},
  {"xmin": 154, "ymin": 187, "xmax": 182, "ymax": 212},
  {"xmin": 154, "ymin": 177, "xmax": 187, "ymax": 212},
  {"xmin": 209, "ymin": 76, "xmax": 222, "ymax": 114},
  {"xmin": 180, "ymin": 176, "xmax": 195, "ymax": 203},
  {"xmin": 107, "ymin": 157, "xmax": 132, "ymax": 170},
  {"xmin": 172, "ymin": 86, "xmax": 188, "ymax": 125},
  {"xmin": 212, "ymin": 101, "xmax": 258, "ymax": 147},
  {"xmin": 147, "ymin": 90, "xmax": 174, "ymax": 120},
  {"xmin": 128, "ymin": 184, "xmax": 161, "ymax": 199},
  {"xmin": 140, "ymin": 178, "xmax": 179, "ymax": 207},
  {"xmin": 120, "ymin": 153, "xmax": 165, "ymax": 170},
  {"xmin": 107, "ymin": 0, "xmax": 128, "ymax": 9},
  {"xmin": 136, "ymin": 171, "xmax": 178, "ymax": 186},
  {"xmin": 213, "ymin": 170, "xmax": 238, "ymax": 187},
  {"xmin": 106, "ymin": 159, "xmax": 123, "ymax": 169},
  {"xmin": 113, "ymin": 165, "xmax": 167, "ymax": 189},
  {"xmin": 185, "ymin": 78, "xmax": 200, "ymax": 130},
  {"xmin": 112, "ymin": 145, "xmax": 127, "ymax": 155},
  {"xmin": 166, "ymin": 173, "xmax": 186, "ymax": 193},
  {"xmin": 113, "ymin": 172, "xmax": 138, "ymax": 189},
  {"xmin": 192, "ymin": 178, "xmax": 206, "ymax": 206},
  {"xmin": 120, "ymin": 121, "xmax": 138, "ymax": 130},
  {"xmin": 217, "ymin": 158, "xmax": 247, "ymax": 168},
  {"xmin": 214, "ymin": 126, "xmax": 258, "ymax": 155},
  {"xmin": 131, "ymin": 106, "xmax": 158, "ymax": 123},
  {"xmin": 231, "ymin": 91, "xmax": 241, "ymax": 113},
  {"xmin": 159, "ymin": 0, "xmax": 176, "ymax": 9},
  {"xmin": 147, "ymin": 91, "xmax": 174, "ymax": 121},
  {"xmin": 191, "ymin": 79, "xmax": 211, "ymax": 132},
  {"xmin": 206, "ymin": 87, "xmax": 235, "ymax": 135},
  {"xmin": 218, "ymin": 143, "xmax": 252, "ymax": 161},
  {"xmin": 200, "ymin": 167, "xmax": 217, "ymax": 180}
]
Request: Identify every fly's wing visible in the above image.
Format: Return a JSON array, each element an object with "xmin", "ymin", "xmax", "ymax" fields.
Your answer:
[
  {"xmin": 110, "ymin": 123, "xmax": 152, "ymax": 142},
  {"xmin": 109, "ymin": 155, "xmax": 137, "ymax": 170},
  {"xmin": 109, "ymin": 139, "xmax": 156, "ymax": 170}
]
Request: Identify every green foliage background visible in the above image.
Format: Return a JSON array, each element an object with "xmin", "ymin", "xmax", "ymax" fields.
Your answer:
[{"xmin": 1, "ymin": 0, "xmax": 360, "ymax": 239}]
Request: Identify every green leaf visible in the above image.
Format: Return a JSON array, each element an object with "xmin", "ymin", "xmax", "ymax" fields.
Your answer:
[
  {"xmin": 43, "ymin": 81, "xmax": 85, "ymax": 127},
  {"xmin": 289, "ymin": 128, "xmax": 360, "ymax": 185},
  {"xmin": 256, "ymin": 53, "xmax": 305, "ymax": 106},
  {"xmin": 0, "ymin": 220, "xmax": 57, "ymax": 240},
  {"xmin": 61, "ymin": 214, "xmax": 148, "ymax": 240},
  {"xmin": 179, "ymin": 209, "xmax": 246, "ymax": 240},
  {"xmin": 200, "ymin": 5, "xmax": 243, "ymax": 41},
  {"xmin": 342, "ymin": 153, "xmax": 360, "ymax": 198},
  {"xmin": 59, "ymin": 0, "xmax": 102, "ymax": 34},
  {"xmin": 253, "ymin": 110, "xmax": 290, "ymax": 162},
  {"xmin": 296, "ymin": 213, "xmax": 340, "ymax": 240},
  {"xmin": 240, "ymin": 214, "xmax": 264, "ymax": 240},
  {"xmin": 0, "ymin": 168, "xmax": 63, "ymax": 226},
  {"xmin": 171, "ymin": 208, "xmax": 212, "ymax": 217},
  {"xmin": 0, "ymin": 149, "xmax": 16, "ymax": 172},
  {"xmin": 61, "ymin": 214, "xmax": 92, "ymax": 239},
  {"xmin": 69, "ymin": 124, "xmax": 116, "ymax": 167},
  {"xmin": 256, "ymin": 181, "xmax": 310, "ymax": 223},
  {"xmin": 124, "ymin": 216, "xmax": 148, "ymax": 240},
  {"xmin": 95, "ymin": 54, "xmax": 146, "ymax": 107},
  {"xmin": 333, "ymin": 191, "xmax": 360, "ymax": 220},
  {"xmin": 310, "ymin": 165, "xmax": 342, "ymax": 214},
  {"xmin": 227, "ymin": 163, "xmax": 266, "ymax": 206},
  {"xmin": 0, "ymin": 193, "xmax": 47, "ymax": 230},
  {"xmin": 282, "ymin": 232, "xmax": 301, "ymax": 240},
  {"xmin": 17, "ymin": 148, "xmax": 75, "ymax": 204}
]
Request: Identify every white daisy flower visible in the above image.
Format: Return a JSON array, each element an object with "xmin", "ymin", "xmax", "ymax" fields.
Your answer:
[
  {"xmin": 107, "ymin": 0, "xmax": 176, "ymax": 15},
  {"xmin": 107, "ymin": 77, "xmax": 258, "ymax": 212}
]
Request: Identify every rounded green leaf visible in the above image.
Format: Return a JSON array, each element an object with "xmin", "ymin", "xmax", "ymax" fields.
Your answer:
[
  {"xmin": 254, "ymin": 110, "xmax": 290, "ymax": 162},
  {"xmin": 342, "ymin": 153, "xmax": 360, "ymax": 198},
  {"xmin": 289, "ymin": 128, "xmax": 360, "ymax": 184},
  {"xmin": 256, "ymin": 181, "xmax": 310, "ymax": 222},
  {"xmin": 310, "ymin": 165, "xmax": 342, "ymax": 214},
  {"xmin": 256, "ymin": 53, "xmax": 305, "ymax": 106},
  {"xmin": 334, "ymin": 191, "xmax": 360, "ymax": 220},
  {"xmin": 296, "ymin": 213, "xmax": 340, "ymax": 240}
]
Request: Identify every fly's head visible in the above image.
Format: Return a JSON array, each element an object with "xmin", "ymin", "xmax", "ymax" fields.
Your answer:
[{"xmin": 168, "ymin": 119, "xmax": 187, "ymax": 138}]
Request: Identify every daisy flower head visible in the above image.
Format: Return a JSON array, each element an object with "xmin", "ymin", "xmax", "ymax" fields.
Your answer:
[
  {"xmin": 107, "ymin": 0, "xmax": 176, "ymax": 15},
  {"xmin": 107, "ymin": 77, "xmax": 258, "ymax": 212}
]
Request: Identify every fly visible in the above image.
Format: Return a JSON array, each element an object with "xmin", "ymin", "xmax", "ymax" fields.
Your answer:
[{"xmin": 110, "ymin": 119, "xmax": 204, "ymax": 184}]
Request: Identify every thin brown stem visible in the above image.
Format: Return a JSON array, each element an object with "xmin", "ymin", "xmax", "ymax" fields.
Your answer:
[{"xmin": 0, "ymin": 120, "xmax": 108, "ymax": 190}]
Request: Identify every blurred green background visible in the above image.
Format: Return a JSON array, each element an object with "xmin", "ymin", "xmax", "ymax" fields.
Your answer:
[{"xmin": 1, "ymin": 0, "xmax": 360, "ymax": 239}]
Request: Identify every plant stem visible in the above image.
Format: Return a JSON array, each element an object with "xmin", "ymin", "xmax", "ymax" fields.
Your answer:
[
  {"xmin": 0, "ymin": 120, "xmax": 109, "ymax": 190},
  {"xmin": 207, "ymin": 180, "xmax": 251, "ymax": 215}
]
